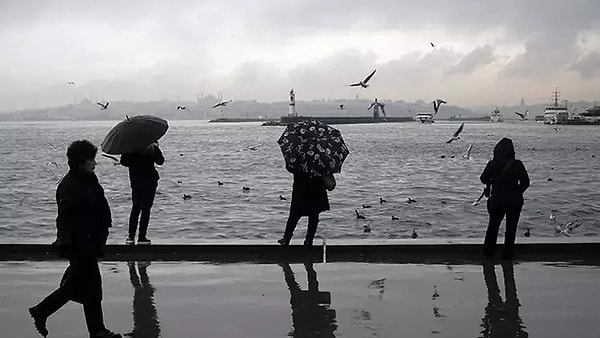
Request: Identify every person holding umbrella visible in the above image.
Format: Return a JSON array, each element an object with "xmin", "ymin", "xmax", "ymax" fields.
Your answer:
[
  {"xmin": 277, "ymin": 120, "xmax": 349, "ymax": 246},
  {"xmin": 29, "ymin": 140, "xmax": 121, "ymax": 338},
  {"xmin": 101, "ymin": 115, "xmax": 168, "ymax": 245},
  {"xmin": 120, "ymin": 143, "xmax": 164, "ymax": 245}
]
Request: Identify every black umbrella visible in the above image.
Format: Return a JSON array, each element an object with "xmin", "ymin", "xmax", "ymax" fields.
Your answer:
[
  {"xmin": 101, "ymin": 115, "xmax": 168, "ymax": 155},
  {"xmin": 278, "ymin": 120, "xmax": 349, "ymax": 178}
]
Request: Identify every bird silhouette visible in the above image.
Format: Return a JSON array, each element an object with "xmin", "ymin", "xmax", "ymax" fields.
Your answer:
[
  {"xmin": 212, "ymin": 99, "xmax": 232, "ymax": 109},
  {"xmin": 176, "ymin": 105, "xmax": 189, "ymax": 111},
  {"xmin": 355, "ymin": 210, "xmax": 366, "ymax": 219},
  {"xmin": 430, "ymin": 42, "xmax": 436, "ymax": 48},
  {"xmin": 391, "ymin": 216, "xmax": 399, "ymax": 221},
  {"xmin": 379, "ymin": 197, "xmax": 387, "ymax": 204},
  {"xmin": 432, "ymin": 99, "xmax": 447, "ymax": 115},
  {"xmin": 524, "ymin": 228, "xmax": 531, "ymax": 237},
  {"xmin": 362, "ymin": 204, "xmax": 371, "ymax": 209},
  {"xmin": 218, "ymin": 181, "xmax": 224, "ymax": 186},
  {"xmin": 279, "ymin": 195, "xmax": 287, "ymax": 201},
  {"xmin": 242, "ymin": 186, "xmax": 250, "ymax": 191},
  {"xmin": 97, "ymin": 102, "xmax": 109, "ymax": 110},
  {"xmin": 349, "ymin": 69, "xmax": 376, "ymax": 88},
  {"xmin": 446, "ymin": 123, "xmax": 464, "ymax": 143},
  {"xmin": 411, "ymin": 228, "xmax": 418, "ymax": 239},
  {"xmin": 66, "ymin": 81, "xmax": 75, "ymax": 85},
  {"xmin": 406, "ymin": 197, "xmax": 417, "ymax": 204},
  {"xmin": 514, "ymin": 111, "xmax": 528, "ymax": 120},
  {"xmin": 183, "ymin": 194, "xmax": 192, "ymax": 200},
  {"xmin": 363, "ymin": 223, "xmax": 371, "ymax": 233},
  {"xmin": 338, "ymin": 104, "xmax": 345, "ymax": 110}
]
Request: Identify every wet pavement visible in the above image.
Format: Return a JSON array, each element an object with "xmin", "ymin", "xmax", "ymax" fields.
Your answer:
[{"xmin": 1, "ymin": 260, "xmax": 599, "ymax": 337}]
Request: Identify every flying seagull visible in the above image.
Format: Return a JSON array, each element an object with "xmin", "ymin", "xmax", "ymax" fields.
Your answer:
[
  {"xmin": 463, "ymin": 143, "xmax": 473, "ymax": 159},
  {"xmin": 349, "ymin": 69, "xmax": 376, "ymax": 88},
  {"xmin": 212, "ymin": 99, "xmax": 232, "ymax": 109},
  {"xmin": 97, "ymin": 102, "xmax": 109, "ymax": 110},
  {"xmin": 430, "ymin": 42, "xmax": 436, "ymax": 47},
  {"xmin": 514, "ymin": 110, "xmax": 528, "ymax": 120},
  {"xmin": 338, "ymin": 104, "xmax": 345, "ymax": 110},
  {"xmin": 176, "ymin": 105, "xmax": 189, "ymax": 111},
  {"xmin": 446, "ymin": 123, "xmax": 464, "ymax": 143},
  {"xmin": 432, "ymin": 99, "xmax": 447, "ymax": 115},
  {"xmin": 66, "ymin": 81, "xmax": 75, "ymax": 85}
]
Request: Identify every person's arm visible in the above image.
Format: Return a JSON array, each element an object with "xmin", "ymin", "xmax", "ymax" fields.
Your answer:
[
  {"xmin": 120, "ymin": 153, "xmax": 133, "ymax": 167},
  {"xmin": 517, "ymin": 161, "xmax": 530, "ymax": 194},
  {"xmin": 154, "ymin": 145, "xmax": 165, "ymax": 165},
  {"xmin": 480, "ymin": 161, "xmax": 492, "ymax": 185}
]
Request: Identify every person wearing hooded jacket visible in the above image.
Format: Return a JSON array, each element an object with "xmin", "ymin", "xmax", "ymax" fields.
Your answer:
[
  {"xmin": 480, "ymin": 138, "xmax": 530, "ymax": 259},
  {"xmin": 29, "ymin": 140, "xmax": 121, "ymax": 338}
]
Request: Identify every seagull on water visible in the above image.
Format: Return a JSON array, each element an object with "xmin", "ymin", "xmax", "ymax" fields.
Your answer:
[
  {"xmin": 406, "ymin": 197, "xmax": 417, "ymax": 204},
  {"xmin": 279, "ymin": 195, "xmax": 287, "ymax": 201},
  {"xmin": 97, "ymin": 102, "xmax": 109, "ymax": 110},
  {"xmin": 355, "ymin": 210, "xmax": 366, "ymax": 219},
  {"xmin": 412, "ymin": 228, "xmax": 418, "ymax": 239},
  {"xmin": 338, "ymin": 104, "xmax": 345, "ymax": 110},
  {"xmin": 432, "ymin": 99, "xmax": 447, "ymax": 115},
  {"xmin": 349, "ymin": 69, "xmax": 376, "ymax": 88},
  {"xmin": 379, "ymin": 197, "xmax": 387, "ymax": 204},
  {"xmin": 362, "ymin": 204, "xmax": 371, "ymax": 209},
  {"xmin": 524, "ymin": 228, "xmax": 531, "ymax": 237},
  {"xmin": 176, "ymin": 105, "xmax": 189, "ymax": 111},
  {"xmin": 446, "ymin": 123, "xmax": 464, "ymax": 143},
  {"xmin": 212, "ymin": 99, "xmax": 232, "ymax": 109},
  {"xmin": 391, "ymin": 215, "xmax": 399, "ymax": 221}
]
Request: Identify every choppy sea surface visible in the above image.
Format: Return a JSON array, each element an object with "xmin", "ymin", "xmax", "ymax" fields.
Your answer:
[{"xmin": 0, "ymin": 120, "xmax": 598, "ymax": 243}]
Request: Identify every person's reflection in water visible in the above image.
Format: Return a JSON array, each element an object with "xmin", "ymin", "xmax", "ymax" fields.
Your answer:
[
  {"xmin": 280, "ymin": 262, "xmax": 337, "ymax": 337},
  {"xmin": 480, "ymin": 261, "xmax": 528, "ymax": 338},
  {"xmin": 125, "ymin": 261, "xmax": 161, "ymax": 338}
]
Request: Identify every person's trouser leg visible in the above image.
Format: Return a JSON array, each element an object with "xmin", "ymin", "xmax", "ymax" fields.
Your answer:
[
  {"xmin": 503, "ymin": 206, "xmax": 522, "ymax": 259},
  {"xmin": 304, "ymin": 213, "xmax": 319, "ymax": 246},
  {"xmin": 128, "ymin": 187, "xmax": 143, "ymax": 238},
  {"xmin": 83, "ymin": 301, "xmax": 105, "ymax": 334},
  {"xmin": 484, "ymin": 204, "xmax": 506, "ymax": 258},
  {"xmin": 283, "ymin": 212, "xmax": 302, "ymax": 242},
  {"xmin": 33, "ymin": 286, "xmax": 70, "ymax": 319},
  {"xmin": 138, "ymin": 184, "xmax": 157, "ymax": 240}
]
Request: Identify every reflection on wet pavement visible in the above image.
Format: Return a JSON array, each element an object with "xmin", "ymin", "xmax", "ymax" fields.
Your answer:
[{"xmin": 2, "ymin": 261, "xmax": 600, "ymax": 337}]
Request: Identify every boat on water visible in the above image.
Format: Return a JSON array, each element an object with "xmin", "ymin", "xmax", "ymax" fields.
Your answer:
[
  {"xmin": 543, "ymin": 89, "xmax": 569, "ymax": 124},
  {"xmin": 415, "ymin": 112, "xmax": 435, "ymax": 123},
  {"xmin": 490, "ymin": 108, "xmax": 504, "ymax": 122}
]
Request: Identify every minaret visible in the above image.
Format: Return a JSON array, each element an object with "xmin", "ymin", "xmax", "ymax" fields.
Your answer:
[{"xmin": 288, "ymin": 89, "xmax": 297, "ymax": 117}]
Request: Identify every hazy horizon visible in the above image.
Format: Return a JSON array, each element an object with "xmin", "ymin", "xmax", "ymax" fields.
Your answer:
[{"xmin": 2, "ymin": 0, "xmax": 600, "ymax": 112}]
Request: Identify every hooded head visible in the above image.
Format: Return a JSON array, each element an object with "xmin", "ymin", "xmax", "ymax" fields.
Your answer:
[{"xmin": 493, "ymin": 138, "xmax": 515, "ymax": 159}]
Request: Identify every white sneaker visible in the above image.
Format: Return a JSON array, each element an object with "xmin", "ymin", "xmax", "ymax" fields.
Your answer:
[{"xmin": 125, "ymin": 238, "xmax": 135, "ymax": 245}]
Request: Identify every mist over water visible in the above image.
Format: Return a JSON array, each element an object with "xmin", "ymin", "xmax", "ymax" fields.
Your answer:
[{"xmin": 0, "ymin": 120, "xmax": 598, "ymax": 243}]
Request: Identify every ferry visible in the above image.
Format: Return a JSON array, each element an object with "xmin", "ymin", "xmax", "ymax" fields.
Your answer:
[
  {"xmin": 543, "ymin": 89, "xmax": 569, "ymax": 124},
  {"xmin": 490, "ymin": 108, "xmax": 503, "ymax": 122},
  {"xmin": 415, "ymin": 112, "xmax": 435, "ymax": 123}
]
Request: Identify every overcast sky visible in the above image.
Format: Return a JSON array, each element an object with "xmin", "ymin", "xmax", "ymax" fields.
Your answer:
[{"xmin": 1, "ymin": 0, "xmax": 599, "ymax": 112}]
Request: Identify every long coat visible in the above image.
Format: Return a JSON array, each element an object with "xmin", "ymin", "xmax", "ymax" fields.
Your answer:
[
  {"xmin": 480, "ymin": 138, "xmax": 530, "ymax": 208},
  {"xmin": 289, "ymin": 174, "xmax": 330, "ymax": 216},
  {"xmin": 53, "ymin": 170, "xmax": 112, "ymax": 304}
]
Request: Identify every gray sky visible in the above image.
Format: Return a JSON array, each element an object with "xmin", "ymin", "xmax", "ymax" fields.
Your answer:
[{"xmin": 1, "ymin": 0, "xmax": 599, "ymax": 112}]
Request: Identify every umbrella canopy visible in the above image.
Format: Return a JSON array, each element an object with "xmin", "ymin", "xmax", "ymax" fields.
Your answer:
[
  {"xmin": 278, "ymin": 120, "xmax": 349, "ymax": 178},
  {"xmin": 101, "ymin": 115, "xmax": 168, "ymax": 154}
]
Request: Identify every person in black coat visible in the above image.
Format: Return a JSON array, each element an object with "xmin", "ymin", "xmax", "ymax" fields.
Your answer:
[
  {"xmin": 278, "ymin": 173, "xmax": 330, "ymax": 246},
  {"xmin": 480, "ymin": 138, "xmax": 530, "ymax": 259},
  {"xmin": 29, "ymin": 140, "xmax": 121, "ymax": 338},
  {"xmin": 121, "ymin": 142, "xmax": 164, "ymax": 245}
]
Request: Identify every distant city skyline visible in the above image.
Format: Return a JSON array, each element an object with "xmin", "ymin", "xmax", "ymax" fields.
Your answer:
[{"xmin": 1, "ymin": 0, "xmax": 599, "ymax": 112}]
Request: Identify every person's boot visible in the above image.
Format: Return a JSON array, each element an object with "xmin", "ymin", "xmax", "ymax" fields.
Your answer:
[
  {"xmin": 29, "ymin": 307, "xmax": 48, "ymax": 337},
  {"xmin": 90, "ymin": 328, "xmax": 122, "ymax": 338},
  {"xmin": 277, "ymin": 237, "xmax": 290, "ymax": 246}
]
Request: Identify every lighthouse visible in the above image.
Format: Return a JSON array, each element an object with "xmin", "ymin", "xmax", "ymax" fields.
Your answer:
[{"xmin": 288, "ymin": 89, "xmax": 297, "ymax": 117}]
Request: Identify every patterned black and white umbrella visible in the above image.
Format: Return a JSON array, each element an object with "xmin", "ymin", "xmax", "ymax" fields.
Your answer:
[{"xmin": 277, "ymin": 120, "xmax": 349, "ymax": 177}]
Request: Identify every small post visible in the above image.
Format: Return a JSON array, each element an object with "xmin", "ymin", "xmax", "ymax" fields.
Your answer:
[{"xmin": 322, "ymin": 238, "xmax": 327, "ymax": 263}]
